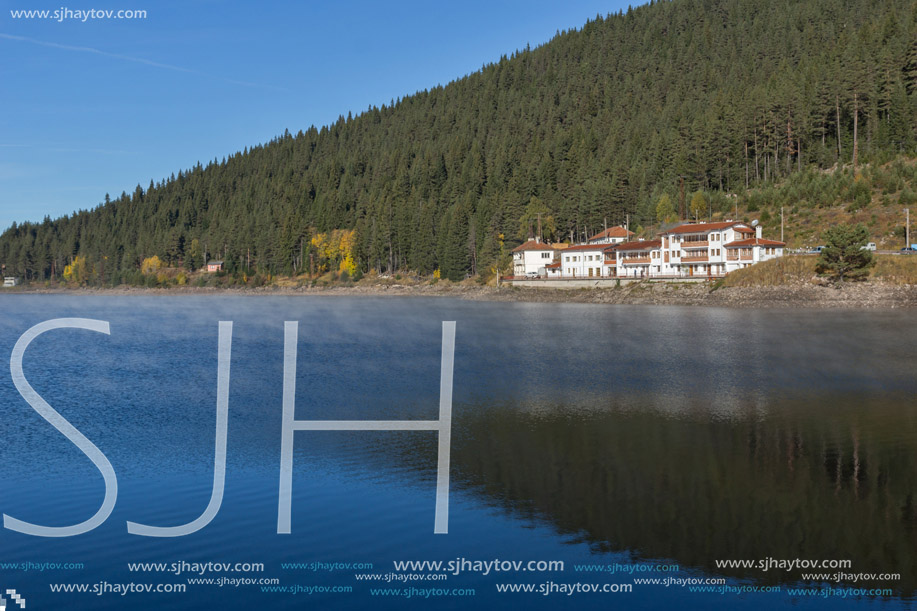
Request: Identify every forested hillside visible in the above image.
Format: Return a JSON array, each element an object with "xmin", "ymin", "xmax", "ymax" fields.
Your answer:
[{"xmin": 2, "ymin": 0, "xmax": 916, "ymax": 283}]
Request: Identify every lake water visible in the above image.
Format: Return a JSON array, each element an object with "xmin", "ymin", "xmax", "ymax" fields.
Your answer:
[{"xmin": 0, "ymin": 295, "xmax": 915, "ymax": 609}]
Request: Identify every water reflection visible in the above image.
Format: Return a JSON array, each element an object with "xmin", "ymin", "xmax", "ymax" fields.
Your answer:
[{"xmin": 445, "ymin": 392, "xmax": 917, "ymax": 593}]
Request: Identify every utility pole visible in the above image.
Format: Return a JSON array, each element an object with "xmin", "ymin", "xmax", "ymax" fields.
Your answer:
[
  {"xmin": 781, "ymin": 206, "xmax": 784, "ymax": 243},
  {"xmin": 907, "ymin": 208, "xmax": 910, "ymax": 249}
]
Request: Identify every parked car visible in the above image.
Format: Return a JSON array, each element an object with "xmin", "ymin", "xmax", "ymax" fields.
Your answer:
[
  {"xmin": 812, "ymin": 246, "xmax": 825, "ymax": 254},
  {"xmin": 901, "ymin": 247, "xmax": 917, "ymax": 255},
  {"xmin": 524, "ymin": 271, "xmax": 540, "ymax": 278},
  {"xmin": 862, "ymin": 242, "xmax": 877, "ymax": 251}
]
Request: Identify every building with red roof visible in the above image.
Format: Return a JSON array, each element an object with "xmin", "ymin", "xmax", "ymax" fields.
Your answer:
[
  {"xmin": 559, "ymin": 242, "xmax": 619, "ymax": 278},
  {"xmin": 512, "ymin": 238, "xmax": 562, "ymax": 277},
  {"xmin": 532, "ymin": 220, "xmax": 784, "ymax": 282},
  {"xmin": 658, "ymin": 221, "xmax": 785, "ymax": 277},
  {"xmin": 586, "ymin": 226, "xmax": 635, "ymax": 245}
]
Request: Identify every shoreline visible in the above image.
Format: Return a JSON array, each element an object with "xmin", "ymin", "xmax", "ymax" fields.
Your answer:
[{"xmin": 3, "ymin": 280, "xmax": 916, "ymax": 309}]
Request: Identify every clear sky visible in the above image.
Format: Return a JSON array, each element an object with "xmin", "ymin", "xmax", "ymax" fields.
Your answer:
[{"xmin": 0, "ymin": 0, "xmax": 634, "ymax": 231}]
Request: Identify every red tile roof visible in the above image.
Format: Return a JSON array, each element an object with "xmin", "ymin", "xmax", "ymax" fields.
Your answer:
[
  {"xmin": 663, "ymin": 221, "xmax": 747, "ymax": 235},
  {"xmin": 587, "ymin": 226, "xmax": 634, "ymax": 241},
  {"xmin": 512, "ymin": 240, "xmax": 555, "ymax": 252},
  {"xmin": 546, "ymin": 262, "xmax": 561, "ymax": 268},
  {"xmin": 724, "ymin": 238, "xmax": 786, "ymax": 247},
  {"xmin": 562, "ymin": 243, "xmax": 619, "ymax": 252},
  {"xmin": 735, "ymin": 226, "xmax": 755, "ymax": 234},
  {"xmin": 615, "ymin": 239, "xmax": 662, "ymax": 251}
]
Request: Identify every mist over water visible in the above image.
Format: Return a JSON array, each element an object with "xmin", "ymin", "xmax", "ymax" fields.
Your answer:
[{"xmin": 0, "ymin": 295, "xmax": 914, "ymax": 609}]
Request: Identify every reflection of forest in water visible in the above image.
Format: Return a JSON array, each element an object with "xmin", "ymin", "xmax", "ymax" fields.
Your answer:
[{"xmin": 445, "ymin": 392, "xmax": 917, "ymax": 593}]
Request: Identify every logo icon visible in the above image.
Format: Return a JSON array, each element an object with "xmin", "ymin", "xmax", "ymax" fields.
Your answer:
[{"xmin": 0, "ymin": 589, "xmax": 25, "ymax": 610}]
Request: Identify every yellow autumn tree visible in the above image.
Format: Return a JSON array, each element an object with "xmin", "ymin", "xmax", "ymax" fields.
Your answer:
[
  {"xmin": 310, "ymin": 233, "xmax": 330, "ymax": 273},
  {"xmin": 312, "ymin": 229, "xmax": 358, "ymax": 276},
  {"xmin": 338, "ymin": 229, "xmax": 357, "ymax": 276},
  {"xmin": 141, "ymin": 255, "xmax": 162, "ymax": 275},
  {"xmin": 62, "ymin": 255, "xmax": 88, "ymax": 284}
]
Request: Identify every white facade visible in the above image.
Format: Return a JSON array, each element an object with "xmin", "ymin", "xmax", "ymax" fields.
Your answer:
[
  {"xmin": 722, "ymin": 238, "xmax": 786, "ymax": 271},
  {"xmin": 658, "ymin": 221, "xmax": 785, "ymax": 278},
  {"xmin": 539, "ymin": 221, "xmax": 785, "ymax": 281},
  {"xmin": 560, "ymin": 244, "xmax": 616, "ymax": 278},
  {"xmin": 2, "ymin": 277, "xmax": 20, "ymax": 287},
  {"xmin": 512, "ymin": 239, "xmax": 557, "ymax": 277},
  {"xmin": 615, "ymin": 240, "xmax": 660, "ymax": 278}
]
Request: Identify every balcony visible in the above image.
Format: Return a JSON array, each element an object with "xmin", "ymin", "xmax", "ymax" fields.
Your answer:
[
  {"xmin": 727, "ymin": 253, "xmax": 753, "ymax": 261},
  {"xmin": 621, "ymin": 257, "xmax": 651, "ymax": 264},
  {"xmin": 681, "ymin": 255, "xmax": 708, "ymax": 263},
  {"xmin": 681, "ymin": 241, "xmax": 709, "ymax": 249}
]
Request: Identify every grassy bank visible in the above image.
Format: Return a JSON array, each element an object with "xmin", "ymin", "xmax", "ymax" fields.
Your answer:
[{"xmin": 723, "ymin": 254, "xmax": 917, "ymax": 287}]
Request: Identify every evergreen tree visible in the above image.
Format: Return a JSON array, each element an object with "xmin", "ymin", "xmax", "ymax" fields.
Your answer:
[{"xmin": 816, "ymin": 223, "xmax": 875, "ymax": 281}]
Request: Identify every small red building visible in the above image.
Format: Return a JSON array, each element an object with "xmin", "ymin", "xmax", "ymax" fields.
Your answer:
[{"xmin": 206, "ymin": 260, "xmax": 224, "ymax": 272}]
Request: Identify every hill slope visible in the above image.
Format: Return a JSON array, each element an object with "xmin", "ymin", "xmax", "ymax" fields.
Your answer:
[{"xmin": 2, "ymin": 0, "xmax": 916, "ymax": 283}]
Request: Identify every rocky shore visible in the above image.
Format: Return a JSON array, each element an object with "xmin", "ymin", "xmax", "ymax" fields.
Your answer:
[{"xmin": 7, "ymin": 279, "xmax": 917, "ymax": 308}]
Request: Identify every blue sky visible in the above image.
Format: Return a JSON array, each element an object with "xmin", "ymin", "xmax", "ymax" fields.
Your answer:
[{"xmin": 0, "ymin": 0, "xmax": 634, "ymax": 231}]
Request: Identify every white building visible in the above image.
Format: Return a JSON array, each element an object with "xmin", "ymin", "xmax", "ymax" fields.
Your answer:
[
  {"xmin": 723, "ymin": 237, "xmax": 786, "ymax": 270},
  {"xmin": 560, "ymin": 243, "xmax": 617, "ymax": 278},
  {"xmin": 527, "ymin": 221, "xmax": 785, "ymax": 282},
  {"xmin": 659, "ymin": 221, "xmax": 784, "ymax": 278},
  {"xmin": 614, "ymin": 239, "xmax": 661, "ymax": 278},
  {"xmin": 586, "ymin": 226, "xmax": 634, "ymax": 245},
  {"xmin": 2, "ymin": 277, "xmax": 20, "ymax": 287},
  {"xmin": 512, "ymin": 238, "xmax": 557, "ymax": 277}
]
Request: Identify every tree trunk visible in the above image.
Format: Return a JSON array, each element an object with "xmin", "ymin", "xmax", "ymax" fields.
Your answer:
[
  {"xmin": 774, "ymin": 137, "xmax": 779, "ymax": 179},
  {"xmin": 754, "ymin": 120, "xmax": 760, "ymax": 182},
  {"xmin": 835, "ymin": 94, "xmax": 842, "ymax": 160},
  {"xmin": 786, "ymin": 117, "xmax": 793, "ymax": 175},
  {"xmin": 744, "ymin": 139, "xmax": 749, "ymax": 188},
  {"xmin": 852, "ymin": 92, "xmax": 859, "ymax": 170}
]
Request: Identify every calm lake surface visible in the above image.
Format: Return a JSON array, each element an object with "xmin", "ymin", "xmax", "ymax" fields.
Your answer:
[{"xmin": 0, "ymin": 295, "xmax": 915, "ymax": 609}]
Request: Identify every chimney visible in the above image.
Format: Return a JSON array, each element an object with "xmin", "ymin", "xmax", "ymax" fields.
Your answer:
[{"xmin": 756, "ymin": 226, "xmax": 762, "ymax": 239}]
